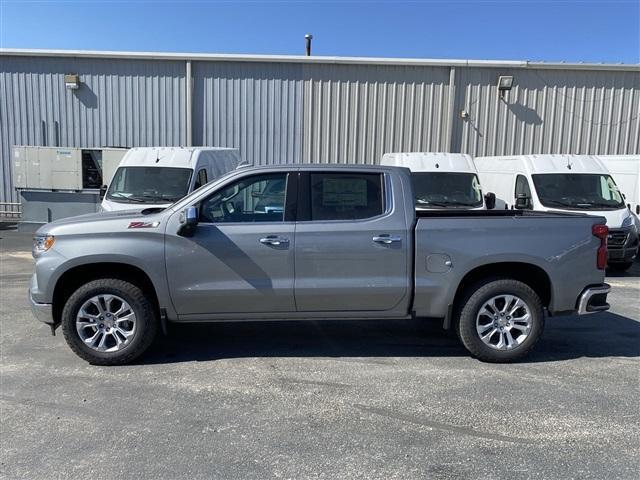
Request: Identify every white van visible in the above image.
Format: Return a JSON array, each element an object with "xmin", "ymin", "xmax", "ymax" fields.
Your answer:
[
  {"xmin": 101, "ymin": 147, "xmax": 242, "ymax": 212},
  {"xmin": 381, "ymin": 152, "xmax": 494, "ymax": 210},
  {"xmin": 475, "ymin": 154, "xmax": 639, "ymax": 271},
  {"xmin": 596, "ymin": 155, "xmax": 640, "ymax": 216}
]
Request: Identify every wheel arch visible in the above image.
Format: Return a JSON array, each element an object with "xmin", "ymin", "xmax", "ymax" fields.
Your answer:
[
  {"xmin": 446, "ymin": 261, "xmax": 552, "ymax": 329},
  {"xmin": 51, "ymin": 263, "xmax": 160, "ymax": 325}
]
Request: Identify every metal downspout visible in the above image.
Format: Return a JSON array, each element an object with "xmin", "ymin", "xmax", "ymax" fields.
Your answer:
[
  {"xmin": 186, "ymin": 60, "xmax": 193, "ymax": 147},
  {"xmin": 446, "ymin": 66, "xmax": 456, "ymax": 152}
]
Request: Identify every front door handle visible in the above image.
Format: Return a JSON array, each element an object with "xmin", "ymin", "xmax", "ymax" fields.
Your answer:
[
  {"xmin": 260, "ymin": 235, "xmax": 290, "ymax": 247},
  {"xmin": 373, "ymin": 235, "xmax": 402, "ymax": 244}
]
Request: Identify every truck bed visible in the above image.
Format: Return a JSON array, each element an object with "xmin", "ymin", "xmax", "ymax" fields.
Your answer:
[{"xmin": 412, "ymin": 210, "xmax": 606, "ymax": 319}]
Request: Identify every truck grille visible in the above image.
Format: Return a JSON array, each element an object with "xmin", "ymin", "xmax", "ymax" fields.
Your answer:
[{"xmin": 608, "ymin": 231, "xmax": 628, "ymax": 248}]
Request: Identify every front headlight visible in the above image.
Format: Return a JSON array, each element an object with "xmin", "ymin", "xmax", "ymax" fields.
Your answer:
[
  {"xmin": 621, "ymin": 215, "xmax": 634, "ymax": 229},
  {"xmin": 32, "ymin": 235, "xmax": 55, "ymax": 258}
]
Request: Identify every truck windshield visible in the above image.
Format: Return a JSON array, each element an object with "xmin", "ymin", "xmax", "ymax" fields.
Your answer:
[
  {"xmin": 411, "ymin": 172, "xmax": 483, "ymax": 208},
  {"xmin": 532, "ymin": 174, "xmax": 625, "ymax": 210},
  {"xmin": 107, "ymin": 167, "xmax": 193, "ymax": 204}
]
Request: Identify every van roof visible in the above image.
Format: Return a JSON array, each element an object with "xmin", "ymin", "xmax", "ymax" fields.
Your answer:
[
  {"xmin": 381, "ymin": 152, "xmax": 476, "ymax": 173},
  {"xmin": 595, "ymin": 155, "xmax": 640, "ymax": 174},
  {"xmin": 119, "ymin": 147, "xmax": 238, "ymax": 168},
  {"xmin": 475, "ymin": 154, "xmax": 610, "ymax": 175}
]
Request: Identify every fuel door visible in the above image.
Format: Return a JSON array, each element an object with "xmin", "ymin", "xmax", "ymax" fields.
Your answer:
[{"xmin": 426, "ymin": 254, "xmax": 453, "ymax": 273}]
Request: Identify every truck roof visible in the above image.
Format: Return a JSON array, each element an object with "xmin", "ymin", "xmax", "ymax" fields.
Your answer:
[
  {"xmin": 381, "ymin": 152, "xmax": 476, "ymax": 173},
  {"xmin": 474, "ymin": 154, "xmax": 610, "ymax": 175},
  {"xmin": 119, "ymin": 147, "xmax": 239, "ymax": 169}
]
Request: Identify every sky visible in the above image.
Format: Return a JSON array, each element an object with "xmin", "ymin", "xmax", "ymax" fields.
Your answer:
[{"xmin": 0, "ymin": 0, "xmax": 638, "ymax": 63}]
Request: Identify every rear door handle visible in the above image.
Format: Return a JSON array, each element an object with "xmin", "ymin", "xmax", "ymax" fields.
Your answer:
[
  {"xmin": 260, "ymin": 235, "xmax": 290, "ymax": 247},
  {"xmin": 373, "ymin": 235, "xmax": 402, "ymax": 244}
]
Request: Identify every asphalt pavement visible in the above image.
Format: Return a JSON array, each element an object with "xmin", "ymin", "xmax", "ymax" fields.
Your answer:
[{"xmin": 1, "ymin": 229, "xmax": 638, "ymax": 479}]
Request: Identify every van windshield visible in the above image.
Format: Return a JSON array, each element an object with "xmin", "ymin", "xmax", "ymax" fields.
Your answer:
[
  {"xmin": 532, "ymin": 174, "xmax": 625, "ymax": 210},
  {"xmin": 107, "ymin": 167, "xmax": 193, "ymax": 204},
  {"xmin": 411, "ymin": 172, "xmax": 483, "ymax": 208}
]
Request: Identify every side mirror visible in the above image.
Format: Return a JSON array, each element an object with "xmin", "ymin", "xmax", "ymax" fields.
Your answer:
[
  {"xmin": 177, "ymin": 206, "xmax": 198, "ymax": 237},
  {"xmin": 515, "ymin": 193, "xmax": 531, "ymax": 210},
  {"xmin": 484, "ymin": 192, "xmax": 496, "ymax": 210},
  {"xmin": 99, "ymin": 185, "xmax": 108, "ymax": 200}
]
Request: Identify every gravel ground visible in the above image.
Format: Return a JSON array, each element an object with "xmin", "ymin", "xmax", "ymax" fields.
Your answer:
[{"xmin": 1, "ymin": 229, "xmax": 639, "ymax": 479}]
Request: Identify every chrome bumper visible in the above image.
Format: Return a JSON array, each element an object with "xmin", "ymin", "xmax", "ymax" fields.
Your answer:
[
  {"xmin": 577, "ymin": 284, "xmax": 611, "ymax": 315},
  {"xmin": 29, "ymin": 289, "xmax": 54, "ymax": 324}
]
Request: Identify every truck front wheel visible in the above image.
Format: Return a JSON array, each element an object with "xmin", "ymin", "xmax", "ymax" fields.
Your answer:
[
  {"xmin": 61, "ymin": 279, "xmax": 158, "ymax": 365},
  {"xmin": 456, "ymin": 279, "xmax": 544, "ymax": 363}
]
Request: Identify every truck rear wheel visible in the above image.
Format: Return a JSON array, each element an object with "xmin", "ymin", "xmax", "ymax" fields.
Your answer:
[
  {"xmin": 61, "ymin": 279, "xmax": 158, "ymax": 365},
  {"xmin": 456, "ymin": 279, "xmax": 544, "ymax": 363}
]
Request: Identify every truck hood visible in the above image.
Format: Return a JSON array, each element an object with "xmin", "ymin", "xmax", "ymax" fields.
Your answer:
[{"xmin": 37, "ymin": 209, "xmax": 167, "ymax": 236}]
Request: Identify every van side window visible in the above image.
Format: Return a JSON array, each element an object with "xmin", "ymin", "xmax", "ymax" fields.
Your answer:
[
  {"xmin": 309, "ymin": 173, "xmax": 384, "ymax": 221},
  {"xmin": 199, "ymin": 173, "xmax": 287, "ymax": 223},
  {"xmin": 515, "ymin": 175, "xmax": 532, "ymax": 198},
  {"xmin": 194, "ymin": 169, "xmax": 208, "ymax": 189}
]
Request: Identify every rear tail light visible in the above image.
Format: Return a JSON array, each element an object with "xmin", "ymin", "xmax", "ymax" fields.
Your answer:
[{"xmin": 592, "ymin": 224, "xmax": 608, "ymax": 270}]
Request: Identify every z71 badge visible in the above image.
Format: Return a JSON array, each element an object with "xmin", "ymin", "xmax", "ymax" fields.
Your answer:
[{"xmin": 128, "ymin": 221, "xmax": 160, "ymax": 229}]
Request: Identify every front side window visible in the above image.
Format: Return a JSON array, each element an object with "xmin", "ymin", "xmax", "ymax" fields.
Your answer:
[
  {"xmin": 411, "ymin": 173, "xmax": 483, "ymax": 208},
  {"xmin": 532, "ymin": 174, "xmax": 625, "ymax": 210},
  {"xmin": 310, "ymin": 173, "xmax": 383, "ymax": 220},
  {"xmin": 107, "ymin": 166, "xmax": 192, "ymax": 204},
  {"xmin": 199, "ymin": 173, "xmax": 287, "ymax": 223},
  {"xmin": 194, "ymin": 169, "xmax": 208, "ymax": 189},
  {"xmin": 515, "ymin": 175, "xmax": 532, "ymax": 197}
]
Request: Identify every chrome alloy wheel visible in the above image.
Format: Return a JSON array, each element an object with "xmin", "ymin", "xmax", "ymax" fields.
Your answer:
[
  {"xmin": 475, "ymin": 294, "xmax": 532, "ymax": 350},
  {"xmin": 76, "ymin": 295, "xmax": 137, "ymax": 352}
]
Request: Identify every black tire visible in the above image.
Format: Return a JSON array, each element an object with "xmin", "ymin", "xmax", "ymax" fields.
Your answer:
[
  {"xmin": 607, "ymin": 262, "xmax": 633, "ymax": 272},
  {"xmin": 456, "ymin": 278, "xmax": 544, "ymax": 363},
  {"xmin": 61, "ymin": 278, "xmax": 158, "ymax": 365}
]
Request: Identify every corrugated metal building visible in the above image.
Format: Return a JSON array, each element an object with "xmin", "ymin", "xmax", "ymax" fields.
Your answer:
[{"xmin": 1, "ymin": 48, "xmax": 639, "ymax": 204}]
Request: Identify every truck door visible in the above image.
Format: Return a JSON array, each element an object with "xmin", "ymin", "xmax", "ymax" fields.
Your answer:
[
  {"xmin": 294, "ymin": 171, "xmax": 409, "ymax": 312},
  {"xmin": 165, "ymin": 171, "xmax": 296, "ymax": 316}
]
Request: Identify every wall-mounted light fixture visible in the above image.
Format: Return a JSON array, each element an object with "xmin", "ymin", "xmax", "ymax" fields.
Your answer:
[
  {"xmin": 64, "ymin": 74, "xmax": 80, "ymax": 90},
  {"xmin": 497, "ymin": 75, "xmax": 513, "ymax": 98}
]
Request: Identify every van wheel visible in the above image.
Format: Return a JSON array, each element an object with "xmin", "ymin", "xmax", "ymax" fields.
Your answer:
[
  {"xmin": 456, "ymin": 279, "xmax": 544, "ymax": 363},
  {"xmin": 61, "ymin": 279, "xmax": 158, "ymax": 366}
]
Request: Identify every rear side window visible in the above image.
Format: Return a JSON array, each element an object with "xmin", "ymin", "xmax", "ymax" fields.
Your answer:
[{"xmin": 309, "ymin": 173, "xmax": 384, "ymax": 221}]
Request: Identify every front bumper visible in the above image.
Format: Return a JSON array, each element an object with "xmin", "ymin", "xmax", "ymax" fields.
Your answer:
[
  {"xmin": 29, "ymin": 289, "xmax": 54, "ymax": 324},
  {"xmin": 577, "ymin": 284, "xmax": 611, "ymax": 315}
]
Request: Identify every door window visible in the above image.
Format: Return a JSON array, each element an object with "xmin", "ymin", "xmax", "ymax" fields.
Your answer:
[
  {"xmin": 194, "ymin": 168, "xmax": 208, "ymax": 189},
  {"xmin": 199, "ymin": 173, "xmax": 287, "ymax": 223},
  {"xmin": 309, "ymin": 173, "xmax": 384, "ymax": 220}
]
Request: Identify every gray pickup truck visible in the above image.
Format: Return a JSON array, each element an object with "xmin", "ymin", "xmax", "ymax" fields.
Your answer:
[{"xmin": 29, "ymin": 165, "xmax": 611, "ymax": 365}]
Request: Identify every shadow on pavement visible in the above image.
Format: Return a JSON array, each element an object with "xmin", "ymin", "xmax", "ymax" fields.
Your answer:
[
  {"xmin": 606, "ymin": 255, "xmax": 640, "ymax": 278},
  {"xmin": 142, "ymin": 311, "xmax": 640, "ymax": 365}
]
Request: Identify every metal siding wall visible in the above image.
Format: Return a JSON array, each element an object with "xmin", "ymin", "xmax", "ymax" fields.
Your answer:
[
  {"xmin": 0, "ymin": 56, "xmax": 186, "ymax": 203},
  {"xmin": 193, "ymin": 62, "xmax": 303, "ymax": 165},
  {"xmin": 1, "ymin": 53, "xmax": 639, "ymax": 204},
  {"xmin": 301, "ymin": 64, "xmax": 451, "ymax": 164},
  {"xmin": 453, "ymin": 67, "xmax": 640, "ymax": 157}
]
